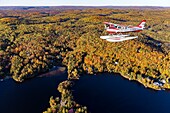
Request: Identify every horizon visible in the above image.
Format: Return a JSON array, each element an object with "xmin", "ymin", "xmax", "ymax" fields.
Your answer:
[
  {"xmin": 0, "ymin": 0, "xmax": 170, "ymax": 7},
  {"xmin": 0, "ymin": 5, "xmax": 169, "ymax": 7}
]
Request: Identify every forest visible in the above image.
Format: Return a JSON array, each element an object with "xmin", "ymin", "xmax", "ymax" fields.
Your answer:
[{"xmin": 0, "ymin": 7, "xmax": 170, "ymax": 112}]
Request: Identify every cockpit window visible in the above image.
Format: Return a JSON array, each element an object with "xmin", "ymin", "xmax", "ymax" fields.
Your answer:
[{"xmin": 118, "ymin": 26, "xmax": 121, "ymax": 29}]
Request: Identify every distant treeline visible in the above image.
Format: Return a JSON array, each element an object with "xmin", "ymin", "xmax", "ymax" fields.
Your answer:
[{"xmin": 0, "ymin": 6, "xmax": 169, "ymax": 10}]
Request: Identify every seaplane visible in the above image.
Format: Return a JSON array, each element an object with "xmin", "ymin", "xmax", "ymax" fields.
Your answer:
[{"xmin": 100, "ymin": 20, "xmax": 146, "ymax": 42}]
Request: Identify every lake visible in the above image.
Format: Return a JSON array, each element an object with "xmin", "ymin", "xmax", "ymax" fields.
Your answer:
[
  {"xmin": 73, "ymin": 73, "xmax": 170, "ymax": 113},
  {"xmin": 1, "ymin": 73, "xmax": 170, "ymax": 113}
]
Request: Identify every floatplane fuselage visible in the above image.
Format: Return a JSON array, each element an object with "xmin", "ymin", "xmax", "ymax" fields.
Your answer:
[{"xmin": 100, "ymin": 20, "xmax": 146, "ymax": 42}]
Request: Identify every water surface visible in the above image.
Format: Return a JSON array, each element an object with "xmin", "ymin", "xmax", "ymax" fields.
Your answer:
[
  {"xmin": 0, "ymin": 74, "xmax": 67, "ymax": 113},
  {"xmin": 73, "ymin": 73, "xmax": 170, "ymax": 113},
  {"xmin": 1, "ymin": 73, "xmax": 170, "ymax": 113}
]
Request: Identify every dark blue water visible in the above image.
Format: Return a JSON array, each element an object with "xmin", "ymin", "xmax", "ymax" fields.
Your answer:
[
  {"xmin": 73, "ymin": 73, "xmax": 170, "ymax": 113},
  {"xmin": 1, "ymin": 73, "xmax": 170, "ymax": 113},
  {"xmin": 0, "ymin": 74, "xmax": 67, "ymax": 113}
]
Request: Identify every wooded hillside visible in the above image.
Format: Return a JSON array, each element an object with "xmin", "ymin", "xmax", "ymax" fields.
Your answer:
[{"xmin": 0, "ymin": 8, "xmax": 169, "ymax": 90}]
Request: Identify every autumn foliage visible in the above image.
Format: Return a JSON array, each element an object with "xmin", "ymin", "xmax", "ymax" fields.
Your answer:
[{"xmin": 0, "ymin": 8, "xmax": 170, "ymax": 90}]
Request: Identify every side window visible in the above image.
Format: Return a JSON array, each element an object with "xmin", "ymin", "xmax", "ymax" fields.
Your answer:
[{"xmin": 106, "ymin": 24, "xmax": 109, "ymax": 28}]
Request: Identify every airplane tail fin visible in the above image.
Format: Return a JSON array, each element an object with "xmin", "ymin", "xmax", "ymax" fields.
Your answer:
[{"xmin": 138, "ymin": 20, "xmax": 146, "ymax": 29}]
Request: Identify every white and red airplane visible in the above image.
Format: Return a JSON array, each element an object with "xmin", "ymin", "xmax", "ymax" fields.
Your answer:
[{"xmin": 100, "ymin": 20, "xmax": 146, "ymax": 42}]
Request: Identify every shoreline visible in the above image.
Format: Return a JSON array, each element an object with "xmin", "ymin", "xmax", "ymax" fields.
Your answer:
[
  {"xmin": 7, "ymin": 54, "xmax": 169, "ymax": 91},
  {"xmin": 119, "ymin": 72, "xmax": 169, "ymax": 90},
  {"xmin": 1, "ymin": 66, "xmax": 168, "ymax": 91},
  {"xmin": 0, "ymin": 66, "xmax": 66, "ymax": 82},
  {"xmin": 38, "ymin": 66, "xmax": 66, "ymax": 77}
]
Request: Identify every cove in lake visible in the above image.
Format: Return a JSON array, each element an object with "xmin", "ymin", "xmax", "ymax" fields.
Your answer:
[
  {"xmin": 0, "ymin": 74, "xmax": 67, "ymax": 113},
  {"xmin": 73, "ymin": 73, "xmax": 170, "ymax": 113}
]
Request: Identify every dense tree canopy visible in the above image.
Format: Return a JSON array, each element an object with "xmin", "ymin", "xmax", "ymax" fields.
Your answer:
[
  {"xmin": 0, "ymin": 7, "xmax": 170, "ymax": 113},
  {"xmin": 0, "ymin": 8, "xmax": 169, "ymax": 90}
]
